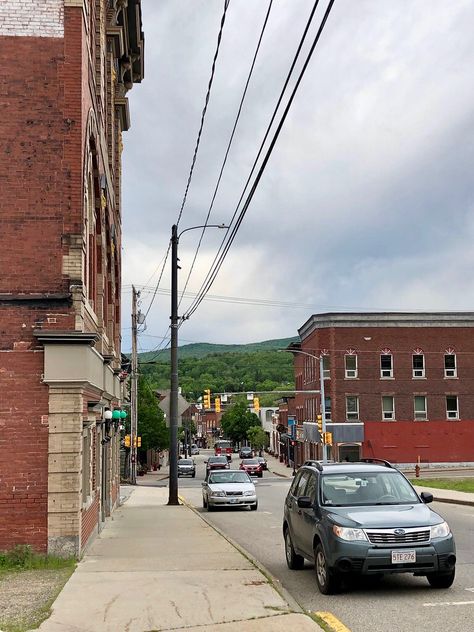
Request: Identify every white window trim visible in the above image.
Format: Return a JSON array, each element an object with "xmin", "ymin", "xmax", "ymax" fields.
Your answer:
[
  {"xmin": 380, "ymin": 354, "xmax": 393, "ymax": 379},
  {"xmin": 344, "ymin": 354, "xmax": 358, "ymax": 379},
  {"xmin": 382, "ymin": 396, "xmax": 395, "ymax": 421},
  {"xmin": 444, "ymin": 354, "xmax": 457, "ymax": 378},
  {"xmin": 346, "ymin": 396, "xmax": 359, "ymax": 421},
  {"xmin": 414, "ymin": 396, "xmax": 427, "ymax": 421},
  {"xmin": 412, "ymin": 354, "xmax": 425, "ymax": 379},
  {"xmin": 446, "ymin": 396, "xmax": 459, "ymax": 420}
]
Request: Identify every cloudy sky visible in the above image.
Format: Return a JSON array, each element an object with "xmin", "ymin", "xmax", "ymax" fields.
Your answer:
[{"xmin": 121, "ymin": 0, "xmax": 474, "ymax": 353}]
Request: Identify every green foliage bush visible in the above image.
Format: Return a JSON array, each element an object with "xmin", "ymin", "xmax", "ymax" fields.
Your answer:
[{"xmin": 0, "ymin": 545, "xmax": 76, "ymax": 570}]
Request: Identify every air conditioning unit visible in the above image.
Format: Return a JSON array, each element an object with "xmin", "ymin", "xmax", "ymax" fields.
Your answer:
[
  {"xmin": 413, "ymin": 369, "xmax": 424, "ymax": 377},
  {"xmin": 381, "ymin": 369, "xmax": 392, "ymax": 377},
  {"xmin": 445, "ymin": 369, "xmax": 456, "ymax": 377}
]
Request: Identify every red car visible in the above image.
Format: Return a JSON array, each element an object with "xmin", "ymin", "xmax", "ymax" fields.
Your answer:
[
  {"xmin": 240, "ymin": 458, "xmax": 263, "ymax": 478},
  {"xmin": 206, "ymin": 456, "xmax": 230, "ymax": 473}
]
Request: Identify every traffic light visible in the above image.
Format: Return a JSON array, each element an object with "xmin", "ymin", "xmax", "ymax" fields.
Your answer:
[
  {"xmin": 124, "ymin": 435, "xmax": 131, "ymax": 447},
  {"xmin": 324, "ymin": 431, "xmax": 333, "ymax": 446},
  {"xmin": 215, "ymin": 397, "xmax": 221, "ymax": 413},
  {"xmin": 137, "ymin": 436, "xmax": 142, "ymax": 447},
  {"xmin": 203, "ymin": 389, "xmax": 211, "ymax": 409},
  {"xmin": 253, "ymin": 396, "xmax": 260, "ymax": 412},
  {"xmin": 317, "ymin": 414, "xmax": 323, "ymax": 434}
]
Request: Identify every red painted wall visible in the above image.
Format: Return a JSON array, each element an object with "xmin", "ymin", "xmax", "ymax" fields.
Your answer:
[{"xmin": 363, "ymin": 420, "xmax": 474, "ymax": 463}]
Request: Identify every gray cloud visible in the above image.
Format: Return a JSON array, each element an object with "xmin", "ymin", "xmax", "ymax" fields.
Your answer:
[{"xmin": 121, "ymin": 0, "xmax": 474, "ymax": 351}]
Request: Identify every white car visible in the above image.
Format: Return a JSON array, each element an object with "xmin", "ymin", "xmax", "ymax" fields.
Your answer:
[
  {"xmin": 202, "ymin": 470, "xmax": 257, "ymax": 511},
  {"xmin": 191, "ymin": 445, "xmax": 200, "ymax": 455}
]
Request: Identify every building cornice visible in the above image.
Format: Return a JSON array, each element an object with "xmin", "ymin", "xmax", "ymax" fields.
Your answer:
[
  {"xmin": 34, "ymin": 330, "xmax": 99, "ymax": 346},
  {"xmin": 298, "ymin": 312, "xmax": 474, "ymax": 341}
]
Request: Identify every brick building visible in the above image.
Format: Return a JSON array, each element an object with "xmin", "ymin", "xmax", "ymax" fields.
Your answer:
[
  {"xmin": 288, "ymin": 313, "xmax": 474, "ymax": 465},
  {"xmin": 0, "ymin": 1, "xmax": 144, "ymax": 555}
]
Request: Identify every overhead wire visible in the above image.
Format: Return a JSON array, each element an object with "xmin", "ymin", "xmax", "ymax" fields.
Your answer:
[
  {"xmin": 139, "ymin": 0, "xmax": 231, "ymax": 322},
  {"xmin": 182, "ymin": 0, "xmax": 336, "ymax": 323},
  {"xmin": 178, "ymin": 0, "xmax": 274, "ymax": 309}
]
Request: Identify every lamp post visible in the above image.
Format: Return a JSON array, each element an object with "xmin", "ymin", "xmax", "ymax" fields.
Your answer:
[
  {"xmin": 278, "ymin": 348, "xmax": 329, "ymax": 464},
  {"xmin": 168, "ymin": 223, "xmax": 227, "ymax": 506}
]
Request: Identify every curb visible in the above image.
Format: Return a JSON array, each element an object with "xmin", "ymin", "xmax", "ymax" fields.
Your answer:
[
  {"xmin": 426, "ymin": 495, "xmax": 474, "ymax": 507},
  {"xmin": 177, "ymin": 494, "xmax": 309, "ymax": 620}
]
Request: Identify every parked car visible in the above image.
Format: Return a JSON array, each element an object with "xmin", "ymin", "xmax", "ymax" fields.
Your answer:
[
  {"xmin": 191, "ymin": 444, "xmax": 200, "ymax": 455},
  {"xmin": 255, "ymin": 456, "xmax": 267, "ymax": 470},
  {"xmin": 177, "ymin": 458, "xmax": 196, "ymax": 478},
  {"xmin": 240, "ymin": 458, "xmax": 264, "ymax": 478},
  {"xmin": 202, "ymin": 469, "xmax": 257, "ymax": 511},
  {"xmin": 239, "ymin": 446, "xmax": 253, "ymax": 459},
  {"xmin": 205, "ymin": 456, "xmax": 230, "ymax": 473},
  {"xmin": 283, "ymin": 459, "xmax": 456, "ymax": 594}
]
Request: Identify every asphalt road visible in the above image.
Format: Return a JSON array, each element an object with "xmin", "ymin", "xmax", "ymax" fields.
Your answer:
[{"xmin": 173, "ymin": 451, "xmax": 474, "ymax": 632}]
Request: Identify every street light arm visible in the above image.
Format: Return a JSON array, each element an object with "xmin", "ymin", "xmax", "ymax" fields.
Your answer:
[{"xmin": 178, "ymin": 223, "xmax": 228, "ymax": 241}]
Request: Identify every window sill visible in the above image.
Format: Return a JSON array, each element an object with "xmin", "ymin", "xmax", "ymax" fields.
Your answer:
[
  {"xmin": 380, "ymin": 376, "xmax": 394, "ymax": 380},
  {"xmin": 412, "ymin": 377, "xmax": 427, "ymax": 380}
]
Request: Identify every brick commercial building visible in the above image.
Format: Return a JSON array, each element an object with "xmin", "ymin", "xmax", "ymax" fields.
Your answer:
[
  {"xmin": 288, "ymin": 313, "xmax": 474, "ymax": 465},
  {"xmin": 0, "ymin": 1, "xmax": 144, "ymax": 555}
]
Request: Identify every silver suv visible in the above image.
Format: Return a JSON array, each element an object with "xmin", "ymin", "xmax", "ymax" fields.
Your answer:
[{"xmin": 283, "ymin": 459, "xmax": 456, "ymax": 594}]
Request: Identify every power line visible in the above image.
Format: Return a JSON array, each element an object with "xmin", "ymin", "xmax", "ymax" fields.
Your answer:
[
  {"xmin": 139, "ymin": 0, "xmax": 231, "ymax": 322},
  {"xmin": 182, "ymin": 0, "xmax": 336, "ymax": 322},
  {"xmin": 178, "ymin": 0, "xmax": 274, "ymax": 310}
]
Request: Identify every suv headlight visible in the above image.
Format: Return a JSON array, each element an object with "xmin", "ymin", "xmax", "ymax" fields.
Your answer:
[
  {"xmin": 333, "ymin": 525, "xmax": 368, "ymax": 542},
  {"xmin": 243, "ymin": 490, "xmax": 254, "ymax": 496},
  {"xmin": 430, "ymin": 521, "xmax": 450, "ymax": 538},
  {"xmin": 210, "ymin": 490, "xmax": 225, "ymax": 497}
]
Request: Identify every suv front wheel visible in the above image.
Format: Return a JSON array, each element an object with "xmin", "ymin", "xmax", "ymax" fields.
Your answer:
[
  {"xmin": 426, "ymin": 570, "xmax": 455, "ymax": 588},
  {"xmin": 314, "ymin": 543, "xmax": 341, "ymax": 594}
]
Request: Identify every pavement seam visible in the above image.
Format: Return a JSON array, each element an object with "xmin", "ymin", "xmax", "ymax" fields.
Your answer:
[{"xmin": 177, "ymin": 494, "xmax": 310, "ymax": 620}]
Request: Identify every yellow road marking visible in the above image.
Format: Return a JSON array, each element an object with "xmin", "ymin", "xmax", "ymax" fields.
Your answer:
[{"xmin": 315, "ymin": 611, "xmax": 351, "ymax": 632}]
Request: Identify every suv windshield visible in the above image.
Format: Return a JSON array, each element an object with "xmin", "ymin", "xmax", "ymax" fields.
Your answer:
[
  {"xmin": 321, "ymin": 471, "xmax": 419, "ymax": 506},
  {"xmin": 209, "ymin": 456, "xmax": 227, "ymax": 463}
]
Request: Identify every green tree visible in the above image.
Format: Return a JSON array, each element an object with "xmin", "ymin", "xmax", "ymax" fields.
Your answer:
[
  {"xmin": 137, "ymin": 377, "xmax": 169, "ymax": 452},
  {"xmin": 247, "ymin": 425, "xmax": 269, "ymax": 454},
  {"xmin": 220, "ymin": 402, "xmax": 261, "ymax": 444}
]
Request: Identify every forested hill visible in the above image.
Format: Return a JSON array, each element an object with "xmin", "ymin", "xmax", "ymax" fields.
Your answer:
[
  {"xmin": 138, "ymin": 336, "xmax": 299, "ymax": 404},
  {"xmin": 138, "ymin": 336, "xmax": 298, "ymax": 362}
]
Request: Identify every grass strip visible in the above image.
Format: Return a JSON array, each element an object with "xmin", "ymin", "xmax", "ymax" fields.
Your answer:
[{"xmin": 410, "ymin": 478, "xmax": 474, "ymax": 493}]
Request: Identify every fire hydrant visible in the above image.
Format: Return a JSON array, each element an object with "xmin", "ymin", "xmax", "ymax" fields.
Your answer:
[{"xmin": 415, "ymin": 463, "xmax": 420, "ymax": 478}]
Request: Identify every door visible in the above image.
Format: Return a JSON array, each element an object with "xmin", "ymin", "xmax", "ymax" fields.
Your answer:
[
  {"xmin": 294, "ymin": 473, "xmax": 318, "ymax": 558},
  {"xmin": 338, "ymin": 443, "xmax": 361, "ymax": 462}
]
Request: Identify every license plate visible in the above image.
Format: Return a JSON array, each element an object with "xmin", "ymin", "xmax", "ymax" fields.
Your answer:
[{"xmin": 391, "ymin": 550, "xmax": 416, "ymax": 563}]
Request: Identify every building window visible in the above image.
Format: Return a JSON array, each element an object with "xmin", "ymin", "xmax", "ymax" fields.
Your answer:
[
  {"xmin": 82, "ymin": 426, "xmax": 92, "ymax": 505},
  {"xmin": 412, "ymin": 354, "xmax": 425, "ymax": 378},
  {"xmin": 382, "ymin": 396, "xmax": 395, "ymax": 420},
  {"xmin": 324, "ymin": 396, "xmax": 331, "ymax": 421},
  {"xmin": 446, "ymin": 395, "xmax": 459, "ymax": 420},
  {"xmin": 444, "ymin": 354, "xmax": 457, "ymax": 378},
  {"xmin": 346, "ymin": 396, "xmax": 359, "ymax": 421},
  {"xmin": 345, "ymin": 354, "xmax": 358, "ymax": 379},
  {"xmin": 380, "ymin": 354, "xmax": 393, "ymax": 378},
  {"xmin": 414, "ymin": 395, "xmax": 427, "ymax": 420},
  {"xmin": 322, "ymin": 355, "xmax": 330, "ymax": 379}
]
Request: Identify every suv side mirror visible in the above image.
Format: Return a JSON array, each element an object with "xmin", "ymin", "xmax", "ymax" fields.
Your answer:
[
  {"xmin": 297, "ymin": 496, "xmax": 312, "ymax": 509},
  {"xmin": 420, "ymin": 491, "xmax": 433, "ymax": 504}
]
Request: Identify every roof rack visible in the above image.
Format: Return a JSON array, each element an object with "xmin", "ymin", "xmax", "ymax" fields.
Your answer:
[
  {"xmin": 359, "ymin": 458, "xmax": 394, "ymax": 469},
  {"xmin": 303, "ymin": 460, "xmax": 324, "ymax": 471}
]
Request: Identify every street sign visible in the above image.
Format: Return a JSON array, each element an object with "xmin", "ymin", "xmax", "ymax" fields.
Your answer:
[
  {"xmin": 159, "ymin": 393, "xmax": 190, "ymax": 427},
  {"xmin": 287, "ymin": 416, "xmax": 296, "ymax": 426}
]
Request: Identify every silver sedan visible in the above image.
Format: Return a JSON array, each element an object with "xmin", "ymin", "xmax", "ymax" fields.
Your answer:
[{"xmin": 202, "ymin": 470, "xmax": 257, "ymax": 511}]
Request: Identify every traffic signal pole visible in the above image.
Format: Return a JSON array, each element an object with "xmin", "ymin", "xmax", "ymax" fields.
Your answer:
[{"xmin": 319, "ymin": 355, "xmax": 328, "ymax": 463}]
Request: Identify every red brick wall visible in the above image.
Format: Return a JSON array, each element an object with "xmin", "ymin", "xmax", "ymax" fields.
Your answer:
[
  {"xmin": 0, "ymin": 345, "xmax": 49, "ymax": 551},
  {"xmin": 81, "ymin": 495, "xmax": 99, "ymax": 551},
  {"xmin": 0, "ymin": 36, "xmax": 68, "ymax": 292}
]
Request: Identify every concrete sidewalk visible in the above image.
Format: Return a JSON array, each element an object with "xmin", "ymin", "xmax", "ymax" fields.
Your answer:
[
  {"xmin": 38, "ymin": 485, "xmax": 322, "ymax": 632},
  {"xmin": 265, "ymin": 452, "xmax": 474, "ymax": 506}
]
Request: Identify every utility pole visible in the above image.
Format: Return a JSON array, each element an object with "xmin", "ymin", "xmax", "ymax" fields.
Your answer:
[
  {"xmin": 130, "ymin": 285, "xmax": 139, "ymax": 484},
  {"xmin": 168, "ymin": 225, "xmax": 179, "ymax": 505}
]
